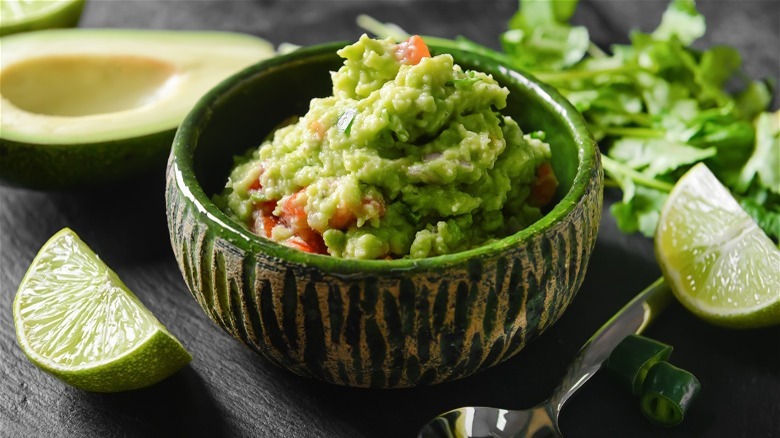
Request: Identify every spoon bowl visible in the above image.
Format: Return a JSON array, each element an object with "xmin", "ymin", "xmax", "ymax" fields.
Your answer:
[{"xmin": 420, "ymin": 405, "xmax": 558, "ymax": 438}]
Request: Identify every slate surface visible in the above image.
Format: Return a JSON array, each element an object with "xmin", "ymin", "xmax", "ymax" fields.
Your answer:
[{"xmin": 1, "ymin": 1, "xmax": 778, "ymax": 437}]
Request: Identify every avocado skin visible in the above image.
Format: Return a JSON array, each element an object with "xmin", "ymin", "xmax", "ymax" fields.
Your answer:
[
  {"xmin": 0, "ymin": 0, "xmax": 86, "ymax": 37},
  {"xmin": 0, "ymin": 129, "xmax": 174, "ymax": 190}
]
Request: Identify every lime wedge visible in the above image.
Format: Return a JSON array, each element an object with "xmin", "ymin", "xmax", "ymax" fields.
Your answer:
[
  {"xmin": 655, "ymin": 163, "xmax": 780, "ymax": 328},
  {"xmin": 13, "ymin": 228, "xmax": 191, "ymax": 392},
  {"xmin": 0, "ymin": 0, "xmax": 85, "ymax": 36}
]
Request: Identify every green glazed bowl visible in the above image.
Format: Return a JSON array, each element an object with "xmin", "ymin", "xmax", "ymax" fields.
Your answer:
[{"xmin": 165, "ymin": 42, "xmax": 603, "ymax": 388}]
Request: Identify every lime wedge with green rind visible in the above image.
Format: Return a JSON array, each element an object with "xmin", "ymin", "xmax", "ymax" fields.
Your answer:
[
  {"xmin": 655, "ymin": 163, "xmax": 780, "ymax": 329},
  {"xmin": 1, "ymin": 0, "xmax": 85, "ymax": 36},
  {"xmin": 13, "ymin": 228, "xmax": 192, "ymax": 392}
]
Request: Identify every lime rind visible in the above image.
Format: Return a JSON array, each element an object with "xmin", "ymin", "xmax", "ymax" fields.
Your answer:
[
  {"xmin": 17, "ymin": 325, "xmax": 192, "ymax": 392},
  {"xmin": 13, "ymin": 228, "xmax": 192, "ymax": 392},
  {"xmin": 656, "ymin": 163, "xmax": 780, "ymax": 328}
]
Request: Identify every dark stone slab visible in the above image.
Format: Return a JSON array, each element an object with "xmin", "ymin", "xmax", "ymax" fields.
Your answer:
[{"xmin": 2, "ymin": 1, "xmax": 778, "ymax": 437}]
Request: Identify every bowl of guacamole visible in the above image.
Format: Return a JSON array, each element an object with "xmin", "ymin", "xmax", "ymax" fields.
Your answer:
[{"xmin": 166, "ymin": 36, "xmax": 602, "ymax": 388}]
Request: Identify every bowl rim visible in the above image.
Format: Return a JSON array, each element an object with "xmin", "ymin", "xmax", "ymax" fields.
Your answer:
[{"xmin": 169, "ymin": 41, "xmax": 600, "ymax": 274}]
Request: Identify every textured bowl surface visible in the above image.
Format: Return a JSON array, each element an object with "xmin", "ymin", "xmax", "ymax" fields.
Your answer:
[{"xmin": 166, "ymin": 42, "xmax": 603, "ymax": 388}]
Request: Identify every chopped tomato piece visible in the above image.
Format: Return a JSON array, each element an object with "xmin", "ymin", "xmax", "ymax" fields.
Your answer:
[
  {"xmin": 395, "ymin": 35, "xmax": 431, "ymax": 65},
  {"xmin": 251, "ymin": 209, "xmax": 279, "ymax": 238},
  {"xmin": 529, "ymin": 162, "xmax": 559, "ymax": 207},
  {"xmin": 329, "ymin": 203, "xmax": 355, "ymax": 230},
  {"xmin": 284, "ymin": 236, "xmax": 326, "ymax": 254},
  {"xmin": 249, "ymin": 196, "xmax": 278, "ymax": 238},
  {"xmin": 309, "ymin": 120, "xmax": 327, "ymax": 140},
  {"xmin": 248, "ymin": 187, "xmax": 328, "ymax": 254},
  {"xmin": 257, "ymin": 199, "xmax": 277, "ymax": 215},
  {"xmin": 297, "ymin": 228, "xmax": 326, "ymax": 252},
  {"xmin": 248, "ymin": 178, "xmax": 262, "ymax": 192},
  {"xmin": 261, "ymin": 215, "xmax": 279, "ymax": 238},
  {"xmin": 280, "ymin": 189, "xmax": 309, "ymax": 231},
  {"xmin": 327, "ymin": 196, "xmax": 386, "ymax": 230},
  {"xmin": 279, "ymin": 189, "xmax": 326, "ymax": 251},
  {"xmin": 247, "ymin": 164, "xmax": 267, "ymax": 192}
]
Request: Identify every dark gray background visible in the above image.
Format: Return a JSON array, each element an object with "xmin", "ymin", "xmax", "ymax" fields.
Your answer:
[{"xmin": 1, "ymin": 1, "xmax": 778, "ymax": 437}]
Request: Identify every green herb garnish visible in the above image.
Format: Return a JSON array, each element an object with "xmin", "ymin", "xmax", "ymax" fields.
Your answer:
[
  {"xmin": 446, "ymin": 71, "xmax": 481, "ymax": 88},
  {"xmin": 505, "ymin": 0, "xmax": 778, "ymax": 241},
  {"xmin": 337, "ymin": 108, "xmax": 357, "ymax": 136}
]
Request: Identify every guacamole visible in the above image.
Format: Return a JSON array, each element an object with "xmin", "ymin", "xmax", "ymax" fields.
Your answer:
[{"xmin": 218, "ymin": 35, "xmax": 557, "ymax": 259}]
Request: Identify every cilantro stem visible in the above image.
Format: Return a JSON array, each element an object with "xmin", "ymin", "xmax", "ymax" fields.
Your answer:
[
  {"xmin": 356, "ymin": 14, "xmax": 409, "ymax": 41},
  {"xmin": 622, "ymin": 113, "xmax": 655, "ymax": 126},
  {"xmin": 587, "ymin": 42, "xmax": 608, "ymax": 59},
  {"xmin": 602, "ymin": 127, "xmax": 664, "ymax": 138},
  {"xmin": 601, "ymin": 155, "xmax": 674, "ymax": 192},
  {"xmin": 533, "ymin": 65, "xmax": 640, "ymax": 83}
]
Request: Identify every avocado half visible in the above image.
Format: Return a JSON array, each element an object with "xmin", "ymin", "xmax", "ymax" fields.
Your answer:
[{"xmin": 0, "ymin": 29, "xmax": 275, "ymax": 189}]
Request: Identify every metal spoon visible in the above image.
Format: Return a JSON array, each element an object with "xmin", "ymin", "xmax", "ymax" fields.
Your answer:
[{"xmin": 418, "ymin": 278, "xmax": 672, "ymax": 438}]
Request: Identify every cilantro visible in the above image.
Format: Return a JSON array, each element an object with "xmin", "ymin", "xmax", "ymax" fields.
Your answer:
[
  {"xmin": 446, "ymin": 71, "xmax": 481, "ymax": 88},
  {"xmin": 501, "ymin": 0, "xmax": 778, "ymax": 242},
  {"xmin": 502, "ymin": 0, "xmax": 588, "ymax": 70},
  {"xmin": 651, "ymin": 0, "xmax": 706, "ymax": 45},
  {"xmin": 740, "ymin": 191, "xmax": 780, "ymax": 241},
  {"xmin": 446, "ymin": 77, "xmax": 480, "ymax": 88},
  {"xmin": 737, "ymin": 111, "xmax": 780, "ymax": 195}
]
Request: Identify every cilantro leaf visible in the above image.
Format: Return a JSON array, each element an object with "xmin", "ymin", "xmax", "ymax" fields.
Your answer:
[
  {"xmin": 509, "ymin": 0, "xmax": 776, "ymax": 239},
  {"xmin": 739, "ymin": 191, "xmax": 780, "ymax": 242},
  {"xmin": 735, "ymin": 80, "xmax": 773, "ymax": 121},
  {"xmin": 610, "ymin": 137, "xmax": 716, "ymax": 177},
  {"xmin": 696, "ymin": 46, "xmax": 742, "ymax": 105},
  {"xmin": 610, "ymin": 184, "xmax": 669, "ymax": 237},
  {"xmin": 651, "ymin": 0, "xmax": 706, "ymax": 45},
  {"xmin": 737, "ymin": 111, "xmax": 780, "ymax": 194},
  {"xmin": 502, "ymin": 0, "xmax": 589, "ymax": 70}
]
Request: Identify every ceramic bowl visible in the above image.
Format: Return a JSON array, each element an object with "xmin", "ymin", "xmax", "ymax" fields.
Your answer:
[{"xmin": 165, "ymin": 42, "xmax": 603, "ymax": 388}]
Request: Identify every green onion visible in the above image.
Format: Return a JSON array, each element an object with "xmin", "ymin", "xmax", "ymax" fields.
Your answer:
[
  {"xmin": 640, "ymin": 361, "xmax": 701, "ymax": 427},
  {"xmin": 337, "ymin": 108, "xmax": 357, "ymax": 136},
  {"xmin": 605, "ymin": 334, "xmax": 673, "ymax": 395},
  {"xmin": 446, "ymin": 77, "xmax": 480, "ymax": 88}
]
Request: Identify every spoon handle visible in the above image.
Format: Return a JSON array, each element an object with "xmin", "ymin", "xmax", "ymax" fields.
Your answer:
[{"xmin": 549, "ymin": 277, "xmax": 672, "ymax": 413}]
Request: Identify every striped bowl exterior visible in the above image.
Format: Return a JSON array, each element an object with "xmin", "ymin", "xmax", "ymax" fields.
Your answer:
[{"xmin": 165, "ymin": 156, "xmax": 602, "ymax": 388}]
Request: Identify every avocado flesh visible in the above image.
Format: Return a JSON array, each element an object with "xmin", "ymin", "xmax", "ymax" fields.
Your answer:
[
  {"xmin": 0, "ymin": 29, "xmax": 275, "ymax": 189},
  {"xmin": 2, "ymin": 54, "xmax": 176, "ymax": 117}
]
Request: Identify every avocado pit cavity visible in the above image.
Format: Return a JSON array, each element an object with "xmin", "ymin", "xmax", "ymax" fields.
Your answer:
[{"xmin": 0, "ymin": 55, "xmax": 177, "ymax": 117}]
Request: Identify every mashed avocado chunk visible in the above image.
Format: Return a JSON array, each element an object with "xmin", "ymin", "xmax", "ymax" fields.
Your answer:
[{"xmin": 218, "ymin": 35, "xmax": 556, "ymax": 259}]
